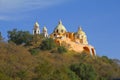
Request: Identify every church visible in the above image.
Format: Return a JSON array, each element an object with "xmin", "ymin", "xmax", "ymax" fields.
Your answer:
[{"xmin": 32, "ymin": 20, "xmax": 96, "ymax": 56}]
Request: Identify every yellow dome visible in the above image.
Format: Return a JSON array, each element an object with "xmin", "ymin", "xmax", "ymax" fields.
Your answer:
[
  {"xmin": 54, "ymin": 20, "xmax": 67, "ymax": 34},
  {"xmin": 77, "ymin": 27, "xmax": 85, "ymax": 35}
]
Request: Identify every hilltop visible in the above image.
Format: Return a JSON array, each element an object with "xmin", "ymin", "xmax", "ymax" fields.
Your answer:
[
  {"xmin": 0, "ymin": 41, "xmax": 120, "ymax": 80},
  {"xmin": 0, "ymin": 29, "xmax": 120, "ymax": 80}
]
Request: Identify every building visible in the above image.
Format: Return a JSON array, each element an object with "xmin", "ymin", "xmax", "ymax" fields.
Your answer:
[
  {"xmin": 33, "ymin": 20, "xmax": 96, "ymax": 56},
  {"xmin": 50, "ymin": 20, "xmax": 96, "ymax": 56},
  {"xmin": 33, "ymin": 22, "xmax": 40, "ymax": 35},
  {"xmin": 33, "ymin": 22, "xmax": 48, "ymax": 38},
  {"xmin": 42, "ymin": 26, "xmax": 49, "ymax": 38}
]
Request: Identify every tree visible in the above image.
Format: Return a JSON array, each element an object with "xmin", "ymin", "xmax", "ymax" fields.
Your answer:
[
  {"xmin": 30, "ymin": 34, "xmax": 44, "ymax": 48},
  {"xmin": 29, "ymin": 48, "xmax": 39, "ymax": 55},
  {"xmin": 70, "ymin": 63, "xmax": 97, "ymax": 80},
  {"xmin": 0, "ymin": 32, "xmax": 3, "ymax": 41},
  {"xmin": 40, "ymin": 38, "xmax": 56, "ymax": 50},
  {"xmin": 0, "ymin": 73, "xmax": 13, "ymax": 80},
  {"xmin": 34, "ymin": 62, "xmax": 80, "ymax": 80},
  {"xmin": 57, "ymin": 46, "xmax": 67, "ymax": 53},
  {"xmin": 8, "ymin": 29, "xmax": 33, "ymax": 45}
]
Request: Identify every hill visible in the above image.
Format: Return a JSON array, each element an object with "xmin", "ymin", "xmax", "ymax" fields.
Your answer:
[{"xmin": 0, "ymin": 42, "xmax": 120, "ymax": 80}]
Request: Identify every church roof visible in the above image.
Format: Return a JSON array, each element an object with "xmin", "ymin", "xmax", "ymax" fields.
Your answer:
[{"xmin": 54, "ymin": 20, "xmax": 67, "ymax": 32}]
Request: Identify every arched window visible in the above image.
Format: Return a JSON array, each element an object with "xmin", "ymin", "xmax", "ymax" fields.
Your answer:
[
  {"xmin": 56, "ymin": 29, "xmax": 58, "ymax": 33},
  {"xmin": 34, "ymin": 30, "xmax": 36, "ymax": 34},
  {"xmin": 81, "ymin": 36, "xmax": 84, "ymax": 38},
  {"xmin": 91, "ymin": 48, "xmax": 95, "ymax": 56},
  {"xmin": 54, "ymin": 34, "xmax": 56, "ymax": 36},
  {"xmin": 83, "ymin": 47, "xmax": 90, "ymax": 52},
  {"xmin": 61, "ymin": 29, "xmax": 63, "ymax": 33},
  {"xmin": 80, "ymin": 39, "xmax": 83, "ymax": 43}
]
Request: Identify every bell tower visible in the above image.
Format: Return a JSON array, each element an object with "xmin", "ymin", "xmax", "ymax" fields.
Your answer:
[
  {"xmin": 75, "ymin": 27, "xmax": 88, "ymax": 44},
  {"xmin": 43, "ymin": 26, "xmax": 48, "ymax": 38},
  {"xmin": 33, "ymin": 22, "xmax": 40, "ymax": 35}
]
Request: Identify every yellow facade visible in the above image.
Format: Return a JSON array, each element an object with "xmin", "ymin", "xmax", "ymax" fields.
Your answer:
[{"xmin": 50, "ymin": 20, "xmax": 96, "ymax": 56}]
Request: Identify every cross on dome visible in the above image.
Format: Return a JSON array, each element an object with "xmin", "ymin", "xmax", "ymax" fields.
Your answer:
[
  {"xmin": 35, "ymin": 22, "xmax": 39, "ymax": 27},
  {"xmin": 59, "ymin": 20, "xmax": 62, "ymax": 24},
  {"xmin": 43, "ymin": 26, "xmax": 47, "ymax": 31},
  {"xmin": 78, "ymin": 26, "xmax": 82, "ymax": 31}
]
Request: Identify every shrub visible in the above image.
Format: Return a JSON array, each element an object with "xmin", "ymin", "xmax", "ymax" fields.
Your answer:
[
  {"xmin": 34, "ymin": 62, "xmax": 80, "ymax": 80},
  {"xmin": 70, "ymin": 63, "xmax": 97, "ymax": 80},
  {"xmin": 30, "ymin": 34, "xmax": 44, "ymax": 48},
  {"xmin": 40, "ymin": 38, "xmax": 56, "ymax": 50},
  {"xmin": 17, "ymin": 70, "xmax": 27, "ymax": 80},
  {"xmin": 0, "ymin": 32, "xmax": 3, "ymax": 41},
  {"xmin": 8, "ymin": 29, "xmax": 33, "ymax": 45},
  {"xmin": 101, "ymin": 56, "xmax": 113, "ymax": 64},
  {"xmin": 0, "ymin": 73, "xmax": 13, "ymax": 80},
  {"xmin": 29, "ymin": 48, "xmax": 39, "ymax": 55},
  {"xmin": 57, "ymin": 46, "xmax": 67, "ymax": 53},
  {"xmin": 99, "ymin": 77, "xmax": 107, "ymax": 80}
]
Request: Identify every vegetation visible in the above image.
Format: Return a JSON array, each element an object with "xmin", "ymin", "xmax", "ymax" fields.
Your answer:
[
  {"xmin": 0, "ymin": 32, "xmax": 3, "ymax": 41},
  {"xmin": 0, "ymin": 41, "xmax": 120, "ymax": 80},
  {"xmin": 57, "ymin": 46, "xmax": 67, "ymax": 53},
  {"xmin": 70, "ymin": 63, "xmax": 97, "ymax": 80},
  {"xmin": 8, "ymin": 29, "xmax": 33, "ymax": 45},
  {"xmin": 0, "ymin": 30, "xmax": 120, "ymax": 80},
  {"xmin": 30, "ymin": 34, "xmax": 44, "ymax": 47},
  {"xmin": 29, "ymin": 48, "xmax": 40, "ymax": 55},
  {"xmin": 40, "ymin": 38, "xmax": 56, "ymax": 50}
]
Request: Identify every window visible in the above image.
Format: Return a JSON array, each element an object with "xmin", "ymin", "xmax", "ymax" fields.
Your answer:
[
  {"xmin": 61, "ymin": 29, "xmax": 63, "ymax": 33},
  {"xmin": 54, "ymin": 34, "xmax": 56, "ymax": 36},
  {"xmin": 56, "ymin": 29, "xmax": 58, "ymax": 33},
  {"xmin": 82, "ymin": 36, "xmax": 83, "ymax": 38},
  {"xmin": 34, "ymin": 30, "xmax": 36, "ymax": 33}
]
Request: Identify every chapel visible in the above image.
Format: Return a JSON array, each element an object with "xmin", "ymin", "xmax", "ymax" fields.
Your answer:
[{"xmin": 33, "ymin": 20, "xmax": 96, "ymax": 56}]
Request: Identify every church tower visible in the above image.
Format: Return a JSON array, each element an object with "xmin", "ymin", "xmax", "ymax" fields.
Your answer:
[
  {"xmin": 75, "ymin": 27, "xmax": 88, "ymax": 44},
  {"xmin": 33, "ymin": 22, "xmax": 40, "ymax": 35},
  {"xmin": 43, "ymin": 26, "xmax": 48, "ymax": 38}
]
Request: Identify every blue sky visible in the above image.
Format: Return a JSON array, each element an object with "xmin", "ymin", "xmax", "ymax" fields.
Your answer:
[{"xmin": 0, "ymin": 0, "xmax": 120, "ymax": 59}]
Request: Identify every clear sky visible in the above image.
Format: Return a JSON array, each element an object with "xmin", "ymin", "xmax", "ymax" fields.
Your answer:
[{"xmin": 0, "ymin": 0, "xmax": 120, "ymax": 59}]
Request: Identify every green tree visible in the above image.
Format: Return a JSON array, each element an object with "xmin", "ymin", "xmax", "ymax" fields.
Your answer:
[
  {"xmin": 57, "ymin": 46, "xmax": 67, "ymax": 53},
  {"xmin": 0, "ymin": 32, "xmax": 3, "ymax": 41},
  {"xmin": 0, "ymin": 73, "xmax": 13, "ymax": 80},
  {"xmin": 70, "ymin": 63, "xmax": 97, "ymax": 80},
  {"xmin": 29, "ymin": 48, "xmax": 39, "ymax": 55},
  {"xmin": 17, "ymin": 70, "xmax": 27, "ymax": 80},
  {"xmin": 101, "ymin": 56, "xmax": 113, "ymax": 64},
  {"xmin": 8, "ymin": 29, "xmax": 33, "ymax": 45},
  {"xmin": 34, "ymin": 62, "xmax": 80, "ymax": 80},
  {"xmin": 30, "ymin": 34, "xmax": 44, "ymax": 48},
  {"xmin": 40, "ymin": 38, "xmax": 56, "ymax": 50}
]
